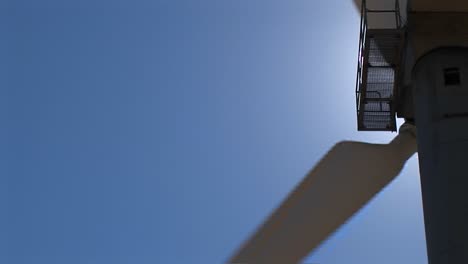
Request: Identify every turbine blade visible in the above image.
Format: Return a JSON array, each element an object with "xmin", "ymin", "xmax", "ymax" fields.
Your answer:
[{"xmin": 229, "ymin": 124, "xmax": 416, "ymax": 264}]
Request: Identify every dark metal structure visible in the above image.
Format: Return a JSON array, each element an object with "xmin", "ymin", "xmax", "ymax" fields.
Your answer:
[{"xmin": 356, "ymin": 0, "xmax": 404, "ymax": 131}]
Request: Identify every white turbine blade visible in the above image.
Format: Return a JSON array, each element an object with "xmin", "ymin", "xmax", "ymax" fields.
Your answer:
[{"xmin": 229, "ymin": 124, "xmax": 416, "ymax": 264}]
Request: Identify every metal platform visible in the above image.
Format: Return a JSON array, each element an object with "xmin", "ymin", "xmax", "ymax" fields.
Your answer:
[{"xmin": 356, "ymin": 0, "xmax": 405, "ymax": 131}]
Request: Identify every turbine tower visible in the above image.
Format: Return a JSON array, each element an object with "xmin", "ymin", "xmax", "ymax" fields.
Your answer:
[{"xmin": 230, "ymin": 1, "xmax": 468, "ymax": 263}]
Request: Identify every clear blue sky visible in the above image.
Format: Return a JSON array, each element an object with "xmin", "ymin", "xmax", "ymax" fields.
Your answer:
[{"xmin": 4, "ymin": 1, "xmax": 428, "ymax": 263}]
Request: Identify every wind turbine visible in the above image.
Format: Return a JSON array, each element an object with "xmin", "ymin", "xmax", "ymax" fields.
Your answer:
[{"xmin": 229, "ymin": 0, "xmax": 468, "ymax": 263}]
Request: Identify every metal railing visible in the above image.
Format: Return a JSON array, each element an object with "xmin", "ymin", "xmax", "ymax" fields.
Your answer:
[{"xmin": 355, "ymin": 0, "xmax": 403, "ymax": 131}]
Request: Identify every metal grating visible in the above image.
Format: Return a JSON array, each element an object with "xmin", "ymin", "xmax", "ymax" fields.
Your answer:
[
  {"xmin": 368, "ymin": 36, "xmax": 401, "ymax": 66},
  {"xmin": 355, "ymin": 0, "xmax": 404, "ymax": 131}
]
